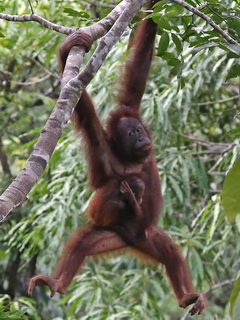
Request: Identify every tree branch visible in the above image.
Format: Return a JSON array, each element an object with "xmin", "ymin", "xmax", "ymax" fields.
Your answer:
[
  {"xmin": 12, "ymin": 74, "xmax": 51, "ymax": 86},
  {"xmin": 179, "ymin": 279, "xmax": 236, "ymax": 320},
  {"xmin": 205, "ymin": 279, "xmax": 236, "ymax": 295},
  {"xmin": 0, "ymin": 13, "xmax": 72, "ymax": 34},
  {"xmin": 0, "ymin": 0, "xmax": 150, "ymax": 223},
  {"xmin": 0, "ymin": 137, "xmax": 11, "ymax": 176},
  {"xmin": 60, "ymin": 0, "xmax": 132, "ymax": 86},
  {"xmin": 0, "ymin": 0, "xmax": 133, "ymax": 38},
  {"xmin": 78, "ymin": 0, "xmax": 148, "ymax": 86},
  {"xmin": 194, "ymin": 95, "xmax": 240, "ymax": 106},
  {"xmin": 86, "ymin": 0, "xmax": 116, "ymax": 9},
  {"xmin": 171, "ymin": 0, "xmax": 240, "ymax": 47}
]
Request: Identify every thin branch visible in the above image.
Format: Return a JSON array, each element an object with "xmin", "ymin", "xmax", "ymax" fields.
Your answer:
[
  {"xmin": 12, "ymin": 74, "xmax": 51, "ymax": 86},
  {"xmin": 11, "ymin": 57, "xmax": 60, "ymax": 86},
  {"xmin": 27, "ymin": 0, "xmax": 34, "ymax": 14},
  {"xmin": 44, "ymin": 79, "xmax": 61, "ymax": 97},
  {"xmin": 171, "ymin": 0, "xmax": 240, "ymax": 47},
  {"xmin": 194, "ymin": 95, "xmax": 240, "ymax": 106},
  {"xmin": 86, "ymin": 0, "xmax": 116, "ymax": 9},
  {"xmin": 0, "ymin": 13, "xmax": 72, "ymax": 34},
  {"xmin": 181, "ymin": 134, "xmax": 236, "ymax": 150},
  {"xmin": 195, "ymin": 2, "xmax": 209, "ymax": 11},
  {"xmin": 205, "ymin": 3, "xmax": 226, "ymax": 24},
  {"xmin": 32, "ymin": 58, "xmax": 60, "ymax": 79},
  {"xmin": 205, "ymin": 279, "xmax": 236, "ymax": 294},
  {"xmin": 190, "ymin": 145, "xmax": 234, "ymax": 156},
  {"xmin": 0, "ymin": 0, "xmax": 131, "ymax": 38},
  {"xmin": 179, "ymin": 279, "xmax": 236, "ymax": 320},
  {"xmin": 0, "ymin": 137, "xmax": 11, "ymax": 176},
  {"xmin": 208, "ymin": 154, "xmax": 229, "ymax": 175}
]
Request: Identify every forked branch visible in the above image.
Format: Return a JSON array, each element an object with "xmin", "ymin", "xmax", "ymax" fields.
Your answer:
[{"xmin": 0, "ymin": 0, "xmax": 150, "ymax": 223}]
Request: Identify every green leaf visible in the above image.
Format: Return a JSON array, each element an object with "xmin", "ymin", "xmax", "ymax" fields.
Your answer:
[
  {"xmin": 158, "ymin": 31, "xmax": 169, "ymax": 56},
  {"xmin": 153, "ymin": 0, "xmax": 165, "ymax": 11},
  {"xmin": 161, "ymin": 52, "xmax": 175, "ymax": 60},
  {"xmin": 229, "ymin": 278, "xmax": 240, "ymax": 316},
  {"xmin": 192, "ymin": 43, "xmax": 216, "ymax": 55},
  {"xmin": 223, "ymin": 43, "xmax": 240, "ymax": 56},
  {"xmin": 177, "ymin": 76, "xmax": 185, "ymax": 91},
  {"xmin": 63, "ymin": 8, "xmax": 90, "ymax": 18},
  {"xmin": 168, "ymin": 176, "xmax": 183, "ymax": 202},
  {"xmin": 171, "ymin": 33, "xmax": 182, "ymax": 54},
  {"xmin": 159, "ymin": 18, "xmax": 172, "ymax": 31},
  {"xmin": 180, "ymin": 76, "xmax": 185, "ymax": 89},
  {"xmin": 207, "ymin": 200, "xmax": 220, "ymax": 242},
  {"xmin": 0, "ymin": 32, "xmax": 4, "ymax": 37},
  {"xmin": 228, "ymin": 127, "xmax": 240, "ymax": 139},
  {"xmin": 227, "ymin": 52, "xmax": 240, "ymax": 59},
  {"xmin": 233, "ymin": 294, "xmax": 240, "ymax": 320},
  {"xmin": 226, "ymin": 64, "xmax": 240, "ymax": 80},
  {"xmin": 182, "ymin": 25, "xmax": 195, "ymax": 41},
  {"xmin": 168, "ymin": 58, "xmax": 181, "ymax": 66},
  {"xmin": 228, "ymin": 17, "xmax": 240, "ymax": 34},
  {"xmin": 222, "ymin": 157, "xmax": 240, "ymax": 221},
  {"xmin": 191, "ymin": 248, "xmax": 204, "ymax": 281}
]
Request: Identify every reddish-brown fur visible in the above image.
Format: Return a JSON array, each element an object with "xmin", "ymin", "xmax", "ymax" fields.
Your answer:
[
  {"xmin": 87, "ymin": 178, "xmax": 144, "ymax": 226},
  {"xmin": 87, "ymin": 177, "xmax": 147, "ymax": 245},
  {"xmin": 28, "ymin": 1, "xmax": 205, "ymax": 315}
]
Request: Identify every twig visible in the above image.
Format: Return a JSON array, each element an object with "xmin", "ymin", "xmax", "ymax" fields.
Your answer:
[
  {"xmin": 10, "ymin": 58, "xmax": 60, "ymax": 86},
  {"xmin": 44, "ymin": 79, "xmax": 61, "ymax": 97},
  {"xmin": 205, "ymin": 279, "xmax": 236, "ymax": 295},
  {"xmin": 86, "ymin": 0, "xmax": 116, "ymax": 9},
  {"xmin": 208, "ymin": 151, "xmax": 230, "ymax": 174},
  {"xmin": 27, "ymin": 0, "xmax": 34, "ymax": 14},
  {"xmin": 0, "ymin": 13, "xmax": 72, "ymax": 34},
  {"xmin": 196, "ymin": 2, "xmax": 209, "ymax": 11},
  {"xmin": 171, "ymin": 0, "xmax": 240, "ymax": 47},
  {"xmin": 0, "ymin": 137, "xmax": 11, "ymax": 176},
  {"xmin": 12, "ymin": 74, "xmax": 51, "ymax": 86},
  {"xmin": 0, "ymin": 0, "xmax": 131, "ymax": 38},
  {"xmin": 194, "ymin": 95, "xmax": 240, "ymax": 106},
  {"xmin": 179, "ymin": 279, "xmax": 236, "ymax": 320},
  {"xmin": 32, "ymin": 58, "xmax": 60, "ymax": 79},
  {"xmin": 182, "ymin": 134, "xmax": 236, "ymax": 150}
]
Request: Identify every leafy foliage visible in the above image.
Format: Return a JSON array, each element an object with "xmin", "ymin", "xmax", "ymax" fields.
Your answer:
[
  {"xmin": 149, "ymin": 0, "xmax": 240, "ymax": 89},
  {"xmin": 229, "ymin": 277, "xmax": 240, "ymax": 320},
  {"xmin": 0, "ymin": 0, "xmax": 240, "ymax": 319},
  {"xmin": 222, "ymin": 157, "xmax": 240, "ymax": 221}
]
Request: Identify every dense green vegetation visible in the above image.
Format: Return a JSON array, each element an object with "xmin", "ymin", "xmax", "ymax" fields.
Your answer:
[{"xmin": 0, "ymin": 0, "xmax": 240, "ymax": 319}]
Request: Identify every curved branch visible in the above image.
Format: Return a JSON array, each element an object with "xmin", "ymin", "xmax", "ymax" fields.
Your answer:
[
  {"xmin": 78, "ymin": 0, "xmax": 148, "ymax": 86},
  {"xmin": 171, "ymin": 0, "xmax": 240, "ymax": 47},
  {"xmin": 61, "ymin": 0, "xmax": 132, "ymax": 86},
  {"xmin": 0, "ymin": 13, "xmax": 72, "ymax": 34},
  {"xmin": 12, "ymin": 74, "xmax": 51, "ymax": 86},
  {"xmin": 0, "ymin": 0, "xmax": 133, "ymax": 38}
]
